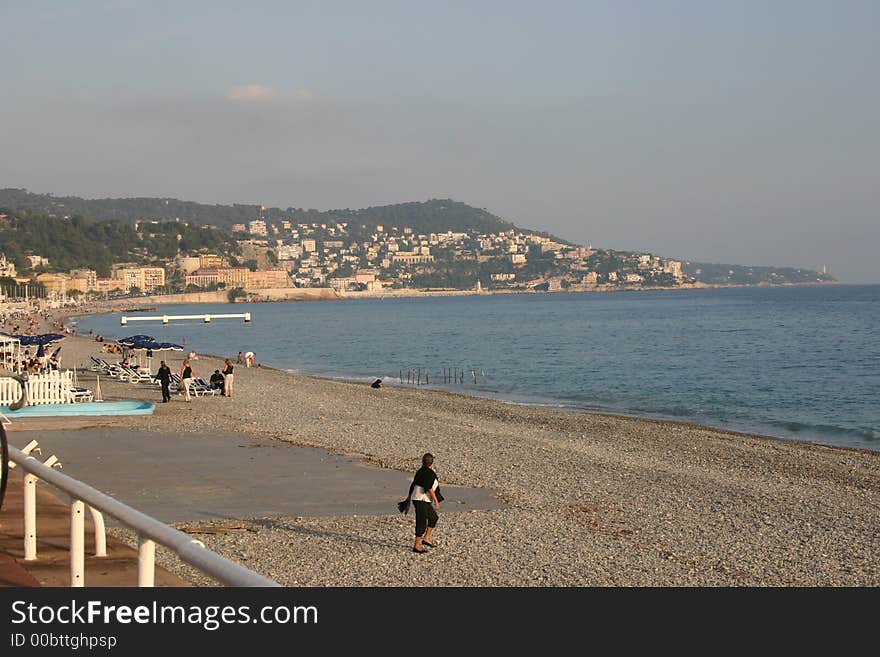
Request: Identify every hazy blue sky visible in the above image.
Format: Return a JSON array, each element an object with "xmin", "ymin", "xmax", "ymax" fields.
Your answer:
[{"xmin": 1, "ymin": 1, "xmax": 877, "ymax": 281}]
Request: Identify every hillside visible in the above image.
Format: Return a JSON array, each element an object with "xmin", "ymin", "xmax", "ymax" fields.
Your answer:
[
  {"xmin": 0, "ymin": 213, "xmax": 239, "ymax": 277},
  {"xmin": 0, "ymin": 189, "xmax": 834, "ymax": 287},
  {"xmin": 0, "ymin": 189, "xmax": 522, "ymax": 237}
]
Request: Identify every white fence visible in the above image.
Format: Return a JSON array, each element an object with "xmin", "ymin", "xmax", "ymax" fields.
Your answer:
[
  {"xmin": 0, "ymin": 377, "xmax": 21, "ymax": 405},
  {"xmin": 0, "ymin": 371, "xmax": 74, "ymax": 406}
]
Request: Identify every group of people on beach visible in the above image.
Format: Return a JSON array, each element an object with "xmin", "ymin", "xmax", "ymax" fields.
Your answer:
[
  {"xmin": 236, "ymin": 351, "xmax": 256, "ymax": 367},
  {"xmin": 151, "ymin": 357, "xmax": 236, "ymax": 402},
  {"xmin": 10, "ymin": 350, "xmax": 60, "ymax": 376}
]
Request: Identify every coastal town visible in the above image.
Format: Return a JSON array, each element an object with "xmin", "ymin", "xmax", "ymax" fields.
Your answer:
[
  {"xmin": 1, "ymin": 209, "xmax": 792, "ymax": 304},
  {"xmin": 0, "ymin": 189, "xmax": 837, "ymax": 304},
  {"xmin": 1, "ymin": 212, "xmax": 693, "ymax": 302}
]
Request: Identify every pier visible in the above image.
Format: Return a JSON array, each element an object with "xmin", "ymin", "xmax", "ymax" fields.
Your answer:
[{"xmin": 120, "ymin": 313, "xmax": 251, "ymax": 326}]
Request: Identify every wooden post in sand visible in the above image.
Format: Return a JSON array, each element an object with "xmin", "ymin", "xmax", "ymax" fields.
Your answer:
[
  {"xmin": 454, "ymin": 367, "xmax": 458, "ymax": 385},
  {"xmin": 472, "ymin": 369, "xmax": 477, "ymax": 384},
  {"xmin": 399, "ymin": 370, "xmax": 403, "ymax": 384},
  {"xmin": 425, "ymin": 370, "xmax": 429, "ymax": 385},
  {"xmin": 417, "ymin": 368, "xmax": 421, "ymax": 385},
  {"xmin": 482, "ymin": 369, "xmax": 486, "ymax": 383}
]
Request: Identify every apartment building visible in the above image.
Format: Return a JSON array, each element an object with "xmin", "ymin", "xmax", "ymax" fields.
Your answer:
[
  {"xmin": 113, "ymin": 266, "xmax": 166, "ymax": 292},
  {"xmin": 247, "ymin": 269, "xmax": 291, "ymax": 289}
]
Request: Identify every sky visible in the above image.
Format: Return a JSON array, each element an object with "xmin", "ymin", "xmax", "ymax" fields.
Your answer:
[{"xmin": 1, "ymin": 1, "xmax": 878, "ymax": 282}]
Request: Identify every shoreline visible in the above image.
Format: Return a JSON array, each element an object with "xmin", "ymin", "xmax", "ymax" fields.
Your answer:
[
  {"xmin": 9, "ymin": 299, "xmax": 877, "ymax": 586},
  {"xmin": 38, "ymin": 279, "xmax": 848, "ymax": 317},
  {"xmin": 267, "ymin": 364, "xmax": 880, "ymax": 456},
  {"xmin": 228, "ymin": 357, "xmax": 880, "ymax": 459}
]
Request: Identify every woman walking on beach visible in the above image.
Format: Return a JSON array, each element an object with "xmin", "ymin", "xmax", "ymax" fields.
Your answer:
[
  {"xmin": 180, "ymin": 359, "xmax": 195, "ymax": 402},
  {"xmin": 406, "ymin": 453, "xmax": 441, "ymax": 553},
  {"xmin": 223, "ymin": 358, "xmax": 234, "ymax": 397}
]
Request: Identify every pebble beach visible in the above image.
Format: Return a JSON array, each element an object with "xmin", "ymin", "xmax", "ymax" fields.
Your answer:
[{"xmin": 11, "ymin": 303, "xmax": 880, "ymax": 586}]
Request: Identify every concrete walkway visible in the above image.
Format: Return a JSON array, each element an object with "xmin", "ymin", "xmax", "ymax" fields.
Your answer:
[
  {"xmin": 1, "ymin": 426, "xmax": 501, "ymax": 587},
  {"xmin": 13, "ymin": 429, "xmax": 503, "ymax": 523}
]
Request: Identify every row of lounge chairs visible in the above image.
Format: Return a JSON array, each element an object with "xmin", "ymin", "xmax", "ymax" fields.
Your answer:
[
  {"xmin": 89, "ymin": 356, "xmax": 219, "ymax": 397},
  {"xmin": 70, "ymin": 386, "xmax": 94, "ymax": 403},
  {"xmin": 90, "ymin": 356, "xmax": 150, "ymax": 383},
  {"xmin": 168, "ymin": 372, "xmax": 219, "ymax": 397}
]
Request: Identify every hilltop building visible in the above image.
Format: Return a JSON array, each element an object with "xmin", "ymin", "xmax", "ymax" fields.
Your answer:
[
  {"xmin": 0, "ymin": 255, "xmax": 16, "ymax": 278},
  {"xmin": 248, "ymin": 220, "xmax": 268, "ymax": 236}
]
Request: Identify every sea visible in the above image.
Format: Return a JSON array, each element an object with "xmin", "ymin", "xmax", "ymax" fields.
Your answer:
[{"xmin": 76, "ymin": 284, "xmax": 880, "ymax": 451}]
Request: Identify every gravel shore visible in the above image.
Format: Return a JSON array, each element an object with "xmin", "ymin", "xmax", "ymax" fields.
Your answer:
[{"xmin": 16, "ymin": 306, "xmax": 880, "ymax": 586}]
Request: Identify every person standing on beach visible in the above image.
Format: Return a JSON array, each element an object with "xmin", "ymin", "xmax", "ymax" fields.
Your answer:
[
  {"xmin": 407, "ymin": 453, "xmax": 441, "ymax": 553},
  {"xmin": 153, "ymin": 360, "xmax": 172, "ymax": 403},
  {"xmin": 180, "ymin": 359, "xmax": 195, "ymax": 402},
  {"xmin": 237, "ymin": 351, "xmax": 243, "ymax": 365},
  {"xmin": 223, "ymin": 358, "xmax": 235, "ymax": 397}
]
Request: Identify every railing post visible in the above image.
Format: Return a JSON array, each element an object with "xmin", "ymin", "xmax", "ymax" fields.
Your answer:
[
  {"xmin": 23, "ymin": 472, "xmax": 37, "ymax": 560},
  {"xmin": 88, "ymin": 506, "xmax": 107, "ymax": 557},
  {"xmin": 70, "ymin": 499, "xmax": 85, "ymax": 587},
  {"xmin": 138, "ymin": 535, "xmax": 156, "ymax": 587}
]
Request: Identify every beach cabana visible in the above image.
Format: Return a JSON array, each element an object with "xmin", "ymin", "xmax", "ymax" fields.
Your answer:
[
  {"xmin": 0, "ymin": 333, "xmax": 22, "ymax": 373},
  {"xmin": 13, "ymin": 333, "xmax": 65, "ymax": 371}
]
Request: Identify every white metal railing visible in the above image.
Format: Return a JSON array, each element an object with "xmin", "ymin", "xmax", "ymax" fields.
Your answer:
[{"xmin": 7, "ymin": 442, "xmax": 280, "ymax": 587}]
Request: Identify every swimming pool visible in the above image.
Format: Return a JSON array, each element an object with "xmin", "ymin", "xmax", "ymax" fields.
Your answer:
[{"xmin": 0, "ymin": 401, "xmax": 155, "ymax": 417}]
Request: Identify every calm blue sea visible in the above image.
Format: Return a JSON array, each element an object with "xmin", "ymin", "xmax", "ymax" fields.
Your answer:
[{"xmin": 76, "ymin": 285, "xmax": 880, "ymax": 451}]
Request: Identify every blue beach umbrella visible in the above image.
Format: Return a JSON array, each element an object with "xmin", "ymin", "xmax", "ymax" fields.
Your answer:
[
  {"xmin": 153, "ymin": 342, "xmax": 184, "ymax": 351},
  {"xmin": 13, "ymin": 333, "xmax": 65, "ymax": 346},
  {"xmin": 127, "ymin": 339, "xmax": 183, "ymax": 369},
  {"xmin": 118, "ymin": 334, "xmax": 155, "ymax": 346},
  {"xmin": 117, "ymin": 335, "xmax": 157, "ymax": 362}
]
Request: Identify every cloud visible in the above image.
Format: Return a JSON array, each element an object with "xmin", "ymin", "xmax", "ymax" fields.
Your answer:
[
  {"xmin": 225, "ymin": 85, "xmax": 315, "ymax": 103},
  {"xmin": 226, "ymin": 84, "xmax": 278, "ymax": 102}
]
